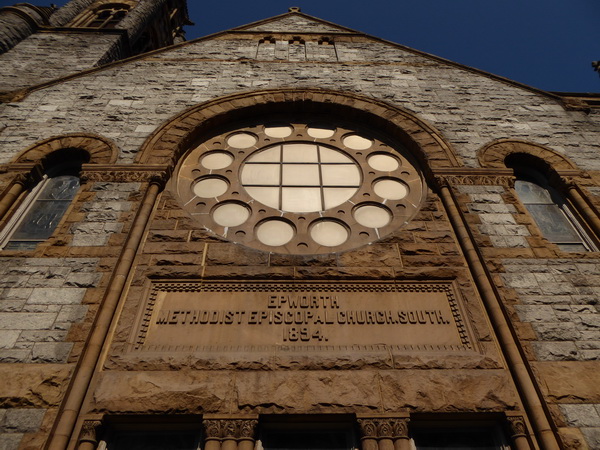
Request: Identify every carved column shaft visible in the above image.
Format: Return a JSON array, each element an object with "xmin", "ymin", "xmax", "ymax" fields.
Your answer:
[{"xmin": 563, "ymin": 181, "xmax": 600, "ymax": 240}]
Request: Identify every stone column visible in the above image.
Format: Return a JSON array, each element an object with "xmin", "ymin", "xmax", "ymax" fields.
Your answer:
[
  {"xmin": 357, "ymin": 419, "xmax": 379, "ymax": 450},
  {"xmin": 358, "ymin": 416, "xmax": 410, "ymax": 450},
  {"xmin": 507, "ymin": 415, "xmax": 532, "ymax": 450},
  {"xmin": 435, "ymin": 176, "xmax": 560, "ymax": 450},
  {"xmin": 561, "ymin": 177, "xmax": 600, "ymax": 239},
  {"xmin": 77, "ymin": 420, "xmax": 102, "ymax": 450},
  {"xmin": 0, "ymin": 174, "xmax": 28, "ymax": 222},
  {"xmin": 203, "ymin": 419, "xmax": 224, "ymax": 450}
]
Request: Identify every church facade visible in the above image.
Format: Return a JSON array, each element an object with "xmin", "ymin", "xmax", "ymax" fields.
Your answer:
[{"xmin": 0, "ymin": 1, "xmax": 599, "ymax": 449}]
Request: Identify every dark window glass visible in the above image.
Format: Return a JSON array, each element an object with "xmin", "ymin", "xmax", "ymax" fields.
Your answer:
[
  {"xmin": 107, "ymin": 430, "xmax": 201, "ymax": 449},
  {"xmin": 260, "ymin": 423, "xmax": 356, "ymax": 450},
  {"xmin": 412, "ymin": 427, "xmax": 503, "ymax": 450},
  {"xmin": 85, "ymin": 5, "xmax": 130, "ymax": 28},
  {"xmin": 514, "ymin": 175, "xmax": 593, "ymax": 252},
  {"xmin": 4, "ymin": 175, "xmax": 79, "ymax": 250}
]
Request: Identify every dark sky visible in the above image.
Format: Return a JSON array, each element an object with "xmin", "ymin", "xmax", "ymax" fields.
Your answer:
[{"xmin": 4, "ymin": 0, "xmax": 600, "ymax": 93}]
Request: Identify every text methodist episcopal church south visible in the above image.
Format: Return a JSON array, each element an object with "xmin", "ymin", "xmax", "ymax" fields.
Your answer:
[{"xmin": 0, "ymin": 1, "xmax": 599, "ymax": 449}]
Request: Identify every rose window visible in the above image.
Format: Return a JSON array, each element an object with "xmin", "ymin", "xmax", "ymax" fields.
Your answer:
[{"xmin": 176, "ymin": 118, "xmax": 424, "ymax": 254}]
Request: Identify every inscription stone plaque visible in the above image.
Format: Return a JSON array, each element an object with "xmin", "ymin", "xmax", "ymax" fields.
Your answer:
[{"xmin": 130, "ymin": 282, "xmax": 473, "ymax": 353}]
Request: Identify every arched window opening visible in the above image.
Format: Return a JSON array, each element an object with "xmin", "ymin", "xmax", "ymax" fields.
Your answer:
[
  {"xmin": 508, "ymin": 155, "xmax": 596, "ymax": 252},
  {"xmin": 1, "ymin": 150, "xmax": 86, "ymax": 251},
  {"xmin": 84, "ymin": 4, "xmax": 131, "ymax": 28}
]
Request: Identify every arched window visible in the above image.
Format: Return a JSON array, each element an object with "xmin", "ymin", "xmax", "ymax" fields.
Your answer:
[
  {"xmin": 1, "ymin": 154, "xmax": 85, "ymax": 251},
  {"xmin": 81, "ymin": 3, "xmax": 131, "ymax": 29},
  {"xmin": 511, "ymin": 165, "xmax": 595, "ymax": 252}
]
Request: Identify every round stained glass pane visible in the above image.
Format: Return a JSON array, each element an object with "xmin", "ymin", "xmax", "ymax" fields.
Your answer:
[
  {"xmin": 256, "ymin": 220, "xmax": 295, "ymax": 246},
  {"xmin": 373, "ymin": 178, "xmax": 408, "ymax": 200},
  {"xmin": 367, "ymin": 153, "xmax": 399, "ymax": 172},
  {"xmin": 343, "ymin": 134, "xmax": 372, "ymax": 150},
  {"xmin": 310, "ymin": 220, "xmax": 349, "ymax": 247},
  {"xmin": 193, "ymin": 177, "xmax": 228, "ymax": 198},
  {"xmin": 353, "ymin": 204, "xmax": 392, "ymax": 228},
  {"xmin": 265, "ymin": 126, "xmax": 293, "ymax": 138},
  {"xmin": 307, "ymin": 127, "xmax": 335, "ymax": 138},
  {"xmin": 212, "ymin": 202, "xmax": 250, "ymax": 227},
  {"xmin": 227, "ymin": 132, "xmax": 257, "ymax": 148},
  {"xmin": 201, "ymin": 152, "xmax": 234, "ymax": 170}
]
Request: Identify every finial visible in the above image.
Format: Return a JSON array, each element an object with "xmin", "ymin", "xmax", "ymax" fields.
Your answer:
[{"xmin": 288, "ymin": 7, "xmax": 301, "ymax": 12}]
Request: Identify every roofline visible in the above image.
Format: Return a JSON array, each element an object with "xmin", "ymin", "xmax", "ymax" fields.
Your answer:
[
  {"xmin": 0, "ymin": 11, "xmax": 594, "ymax": 108},
  {"xmin": 230, "ymin": 10, "xmax": 361, "ymax": 34}
]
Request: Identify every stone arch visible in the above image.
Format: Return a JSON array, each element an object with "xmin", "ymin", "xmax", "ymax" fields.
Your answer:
[
  {"xmin": 478, "ymin": 139, "xmax": 578, "ymax": 171},
  {"xmin": 137, "ymin": 88, "xmax": 461, "ymax": 174},
  {"xmin": 12, "ymin": 133, "xmax": 119, "ymax": 165}
]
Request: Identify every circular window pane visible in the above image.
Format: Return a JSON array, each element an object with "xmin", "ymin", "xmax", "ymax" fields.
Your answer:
[
  {"xmin": 373, "ymin": 178, "xmax": 409, "ymax": 200},
  {"xmin": 193, "ymin": 177, "xmax": 228, "ymax": 198},
  {"xmin": 343, "ymin": 134, "xmax": 372, "ymax": 150},
  {"xmin": 212, "ymin": 202, "xmax": 250, "ymax": 227},
  {"xmin": 241, "ymin": 143, "xmax": 360, "ymax": 213},
  {"xmin": 265, "ymin": 126, "xmax": 293, "ymax": 138},
  {"xmin": 307, "ymin": 127, "xmax": 335, "ymax": 138},
  {"xmin": 310, "ymin": 220, "xmax": 349, "ymax": 247},
  {"xmin": 201, "ymin": 152, "xmax": 234, "ymax": 170},
  {"xmin": 227, "ymin": 132, "xmax": 257, "ymax": 148},
  {"xmin": 367, "ymin": 153, "xmax": 399, "ymax": 172},
  {"xmin": 256, "ymin": 220, "xmax": 295, "ymax": 246},
  {"xmin": 353, "ymin": 204, "xmax": 392, "ymax": 228}
]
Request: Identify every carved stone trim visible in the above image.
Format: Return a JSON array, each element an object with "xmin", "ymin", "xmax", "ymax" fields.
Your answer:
[
  {"xmin": 507, "ymin": 416, "xmax": 527, "ymax": 439},
  {"xmin": 358, "ymin": 418, "xmax": 410, "ymax": 440},
  {"xmin": 81, "ymin": 170, "xmax": 167, "ymax": 183},
  {"xmin": 436, "ymin": 174, "xmax": 515, "ymax": 187},
  {"xmin": 202, "ymin": 419, "xmax": 258, "ymax": 441},
  {"xmin": 78, "ymin": 420, "xmax": 102, "ymax": 444}
]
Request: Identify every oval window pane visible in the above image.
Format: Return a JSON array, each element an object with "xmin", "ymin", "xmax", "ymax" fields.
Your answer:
[
  {"xmin": 373, "ymin": 178, "xmax": 408, "ymax": 200},
  {"xmin": 310, "ymin": 220, "xmax": 348, "ymax": 247},
  {"xmin": 353, "ymin": 204, "xmax": 392, "ymax": 228},
  {"xmin": 307, "ymin": 127, "xmax": 335, "ymax": 138},
  {"xmin": 193, "ymin": 177, "xmax": 228, "ymax": 198},
  {"xmin": 265, "ymin": 126, "xmax": 293, "ymax": 138},
  {"xmin": 343, "ymin": 134, "xmax": 372, "ymax": 150},
  {"xmin": 256, "ymin": 220, "xmax": 295, "ymax": 246},
  {"xmin": 227, "ymin": 132, "xmax": 257, "ymax": 149},
  {"xmin": 368, "ymin": 154, "xmax": 399, "ymax": 172},
  {"xmin": 201, "ymin": 152, "xmax": 234, "ymax": 170},
  {"xmin": 212, "ymin": 202, "xmax": 250, "ymax": 227}
]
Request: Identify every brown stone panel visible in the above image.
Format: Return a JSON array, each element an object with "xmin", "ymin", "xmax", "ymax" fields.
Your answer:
[
  {"xmin": 379, "ymin": 370, "xmax": 519, "ymax": 412},
  {"xmin": 91, "ymin": 371, "xmax": 235, "ymax": 414},
  {"xmin": 0, "ymin": 364, "xmax": 73, "ymax": 408},
  {"xmin": 533, "ymin": 361, "xmax": 600, "ymax": 403}
]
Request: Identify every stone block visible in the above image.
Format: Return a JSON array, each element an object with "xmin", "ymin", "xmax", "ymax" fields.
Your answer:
[
  {"xmin": 581, "ymin": 428, "xmax": 600, "ymax": 450},
  {"xmin": 560, "ymin": 404, "xmax": 600, "ymax": 428},
  {"xmin": 3, "ymin": 408, "xmax": 45, "ymax": 432},
  {"xmin": 31, "ymin": 342, "xmax": 72, "ymax": 363},
  {"xmin": 28, "ymin": 288, "xmax": 86, "ymax": 305},
  {"xmin": 533, "ymin": 342, "xmax": 580, "ymax": 361},
  {"xmin": 514, "ymin": 305, "xmax": 557, "ymax": 323},
  {"xmin": 533, "ymin": 323, "xmax": 581, "ymax": 341},
  {"xmin": 0, "ymin": 433, "xmax": 23, "ymax": 450},
  {"xmin": 0, "ymin": 331, "xmax": 19, "ymax": 349},
  {"xmin": 0, "ymin": 313, "xmax": 55, "ymax": 330},
  {"xmin": 17, "ymin": 330, "xmax": 67, "ymax": 343},
  {"xmin": 55, "ymin": 305, "xmax": 88, "ymax": 323}
]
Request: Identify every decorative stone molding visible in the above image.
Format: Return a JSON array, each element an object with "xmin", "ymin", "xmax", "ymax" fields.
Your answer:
[
  {"xmin": 435, "ymin": 174, "xmax": 515, "ymax": 188},
  {"xmin": 507, "ymin": 416, "xmax": 527, "ymax": 439},
  {"xmin": 478, "ymin": 139, "xmax": 577, "ymax": 171},
  {"xmin": 137, "ymin": 88, "xmax": 460, "ymax": 170},
  {"xmin": 12, "ymin": 133, "xmax": 119, "ymax": 165}
]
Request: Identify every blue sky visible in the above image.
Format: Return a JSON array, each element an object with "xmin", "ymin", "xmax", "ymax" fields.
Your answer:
[{"xmin": 4, "ymin": 0, "xmax": 599, "ymax": 92}]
